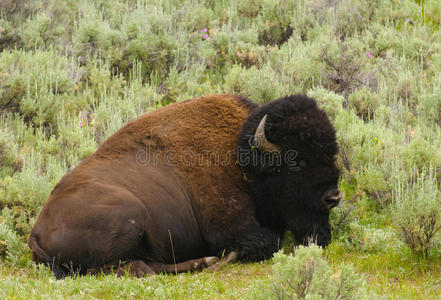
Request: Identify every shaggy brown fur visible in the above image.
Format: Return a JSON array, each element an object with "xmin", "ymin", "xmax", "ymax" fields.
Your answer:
[
  {"xmin": 90, "ymin": 94, "xmax": 258, "ymax": 243},
  {"xmin": 29, "ymin": 95, "xmax": 265, "ymax": 277},
  {"xmin": 28, "ymin": 94, "xmax": 340, "ymax": 278}
]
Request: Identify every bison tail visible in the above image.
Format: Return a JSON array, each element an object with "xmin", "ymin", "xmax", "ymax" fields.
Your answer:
[{"xmin": 28, "ymin": 232, "xmax": 66, "ymax": 279}]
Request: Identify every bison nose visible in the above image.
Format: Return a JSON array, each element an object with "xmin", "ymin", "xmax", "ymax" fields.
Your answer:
[{"xmin": 323, "ymin": 190, "xmax": 341, "ymax": 209}]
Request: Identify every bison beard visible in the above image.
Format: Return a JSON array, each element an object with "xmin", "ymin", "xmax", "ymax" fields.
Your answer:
[{"xmin": 28, "ymin": 94, "xmax": 341, "ymax": 278}]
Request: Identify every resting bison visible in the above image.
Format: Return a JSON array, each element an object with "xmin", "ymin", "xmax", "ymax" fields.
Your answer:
[{"xmin": 28, "ymin": 94, "xmax": 341, "ymax": 278}]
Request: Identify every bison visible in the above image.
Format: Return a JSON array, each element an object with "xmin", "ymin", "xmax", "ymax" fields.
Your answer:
[{"xmin": 28, "ymin": 94, "xmax": 341, "ymax": 278}]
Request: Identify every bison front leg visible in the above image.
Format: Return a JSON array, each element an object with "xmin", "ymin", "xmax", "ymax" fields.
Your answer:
[
  {"xmin": 86, "ymin": 260, "xmax": 155, "ymax": 277},
  {"xmin": 148, "ymin": 256, "xmax": 219, "ymax": 274},
  {"xmin": 209, "ymin": 223, "xmax": 280, "ymax": 263},
  {"xmin": 204, "ymin": 251, "xmax": 239, "ymax": 271},
  {"xmin": 116, "ymin": 260, "xmax": 156, "ymax": 277},
  {"xmin": 236, "ymin": 226, "xmax": 280, "ymax": 261},
  {"xmin": 108, "ymin": 256, "xmax": 220, "ymax": 277}
]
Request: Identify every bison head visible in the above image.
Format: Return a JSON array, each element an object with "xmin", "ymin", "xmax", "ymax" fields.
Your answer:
[{"xmin": 237, "ymin": 95, "xmax": 340, "ymax": 247}]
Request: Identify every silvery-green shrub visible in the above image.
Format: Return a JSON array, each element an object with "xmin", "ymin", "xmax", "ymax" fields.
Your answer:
[
  {"xmin": 0, "ymin": 215, "xmax": 29, "ymax": 266},
  {"xmin": 250, "ymin": 245, "xmax": 369, "ymax": 299},
  {"xmin": 392, "ymin": 169, "xmax": 441, "ymax": 256}
]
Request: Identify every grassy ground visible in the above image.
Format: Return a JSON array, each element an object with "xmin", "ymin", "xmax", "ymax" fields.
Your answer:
[
  {"xmin": 0, "ymin": 262, "xmax": 272, "ymax": 299},
  {"xmin": 326, "ymin": 244, "xmax": 441, "ymax": 299},
  {"xmin": 2, "ymin": 0, "xmax": 441, "ymax": 298},
  {"xmin": 1, "ymin": 248, "xmax": 441, "ymax": 299}
]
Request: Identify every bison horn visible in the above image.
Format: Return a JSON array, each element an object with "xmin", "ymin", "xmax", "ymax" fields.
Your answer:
[{"xmin": 254, "ymin": 115, "xmax": 280, "ymax": 153}]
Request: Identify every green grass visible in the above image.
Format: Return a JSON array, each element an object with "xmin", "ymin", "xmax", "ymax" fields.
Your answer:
[
  {"xmin": 2, "ymin": 0, "xmax": 441, "ymax": 298},
  {"xmin": 326, "ymin": 244, "xmax": 441, "ymax": 299},
  {"xmin": 0, "ymin": 262, "xmax": 272, "ymax": 299},
  {"xmin": 1, "ymin": 247, "xmax": 440, "ymax": 299}
]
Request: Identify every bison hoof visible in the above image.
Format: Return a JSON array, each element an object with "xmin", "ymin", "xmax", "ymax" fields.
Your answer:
[
  {"xmin": 203, "ymin": 256, "xmax": 220, "ymax": 267},
  {"xmin": 190, "ymin": 256, "xmax": 219, "ymax": 272},
  {"xmin": 224, "ymin": 251, "xmax": 238, "ymax": 264},
  {"xmin": 191, "ymin": 261, "xmax": 201, "ymax": 271},
  {"xmin": 205, "ymin": 251, "xmax": 239, "ymax": 272}
]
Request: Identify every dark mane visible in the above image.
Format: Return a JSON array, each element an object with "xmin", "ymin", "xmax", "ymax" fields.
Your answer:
[{"xmin": 238, "ymin": 95, "xmax": 340, "ymax": 240}]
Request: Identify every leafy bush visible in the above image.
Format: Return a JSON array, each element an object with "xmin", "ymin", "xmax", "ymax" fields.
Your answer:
[
  {"xmin": 223, "ymin": 64, "xmax": 284, "ymax": 103},
  {"xmin": 0, "ymin": 156, "xmax": 63, "ymax": 237},
  {"xmin": 343, "ymin": 221, "xmax": 403, "ymax": 253},
  {"xmin": 425, "ymin": 0, "xmax": 441, "ymax": 27},
  {"xmin": 0, "ymin": 126, "xmax": 20, "ymax": 179},
  {"xmin": 355, "ymin": 164, "xmax": 392, "ymax": 207},
  {"xmin": 392, "ymin": 169, "xmax": 441, "ymax": 256},
  {"xmin": 20, "ymin": 13, "xmax": 54, "ymax": 49},
  {"xmin": 0, "ymin": 0, "xmax": 36, "ymax": 21},
  {"xmin": 256, "ymin": 0, "xmax": 295, "ymax": 46},
  {"xmin": 403, "ymin": 136, "xmax": 441, "ymax": 172},
  {"xmin": 237, "ymin": 0, "xmax": 263, "ymax": 18},
  {"xmin": 250, "ymin": 245, "xmax": 369, "ymax": 299},
  {"xmin": 0, "ymin": 19, "xmax": 22, "ymax": 51},
  {"xmin": 307, "ymin": 87, "xmax": 344, "ymax": 120},
  {"xmin": 0, "ymin": 50, "xmax": 85, "ymax": 128},
  {"xmin": 73, "ymin": 13, "xmax": 124, "ymax": 63},
  {"xmin": 320, "ymin": 42, "xmax": 369, "ymax": 99},
  {"xmin": 332, "ymin": 0, "xmax": 377, "ymax": 39},
  {"xmin": 418, "ymin": 86, "xmax": 441, "ymax": 126},
  {"xmin": 92, "ymin": 64, "xmax": 162, "ymax": 142},
  {"xmin": 348, "ymin": 88, "xmax": 380, "ymax": 121},
  {"xmin": 0, "ymin": 209, "xmax": 29, "ymax": 266}
]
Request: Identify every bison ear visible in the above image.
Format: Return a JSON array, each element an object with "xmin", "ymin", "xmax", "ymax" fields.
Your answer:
[{"xmin": 254, "ymin": 115, "xmax": 281, "ymax": 153}]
